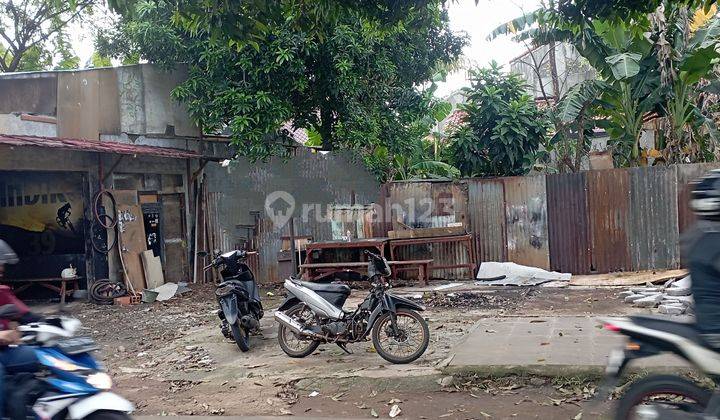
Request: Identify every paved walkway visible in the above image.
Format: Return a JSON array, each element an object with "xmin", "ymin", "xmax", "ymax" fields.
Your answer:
[{"xmin": 449, "ymin": 316, "xmax": 689, "ymax": 370}]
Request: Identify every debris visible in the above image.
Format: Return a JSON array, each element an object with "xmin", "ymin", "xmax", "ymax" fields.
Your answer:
[
  {"xmin": 389, "ymin": 405, "xmax": 402, "ymax": 418},
  {"xmin": 266, "ymin": 291, "xmax": 275, "ymax": 297},
  {"xmin": 434, "ymin": 283, "xmax": 463, "ymax": 291},
  {"xmin": 308, "ymin": 391, "xmax": 319, "ymax": 397},
  {"xmin": 331, "ymin": 392, "xmax": 346, "ymax": 401},
  {"xmin": 437, "ymin": 376, "xmax": 454, "ymax": 387},
  {"xmin": 370, "ymin": 408, "xmax": 379, "ymax": 418},
  {"xmin": 476, "ymin": 262, "xmax": 571, "ymax": 285},
  {"xmin": 480, "ymin": 412, "xmax": 492, "ymax": 418},
  {"xmin": 152, "ymin": 282, "xmax": 180, "ymax": 301}
]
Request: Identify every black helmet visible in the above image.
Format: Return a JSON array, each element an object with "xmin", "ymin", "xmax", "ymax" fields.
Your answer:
[
  {"xmin": 0, "ymin": 240, "xmax": 18, "ymax": 265},
  {"xmin": 690, "ymin": 169, "xmax": 720, "ymax": 221}
]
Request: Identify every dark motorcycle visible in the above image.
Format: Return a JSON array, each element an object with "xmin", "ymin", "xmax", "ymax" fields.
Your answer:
[
  {"xmin": 598, "ymin": 315, "xmax": 720, "ymax": 419},
  {"xmin": 274, "ymin": 250, "xmax": 430, "ymax": 364},
  {"xmin": 202, "ymin": 250, "xmax": 263, "ymax": 352}
]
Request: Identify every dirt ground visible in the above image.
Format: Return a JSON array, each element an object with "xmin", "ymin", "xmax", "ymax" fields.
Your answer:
[{"xmin": 56, "ymin": 283, "xmax": 639, "ymax": 418}]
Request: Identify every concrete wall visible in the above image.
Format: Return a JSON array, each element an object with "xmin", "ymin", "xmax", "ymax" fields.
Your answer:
[{"xmin": 205, "ymin": 148, "xmax": 380, "ymax": 282}]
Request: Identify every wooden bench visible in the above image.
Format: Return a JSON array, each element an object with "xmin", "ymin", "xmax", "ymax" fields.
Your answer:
[
  {"xmin": 299, "ymin": 259, "xmax": 433, "ymax": 285},
  {"xmin": 2, "ymin": 276, "xmax": 82, "ymax": 304}
]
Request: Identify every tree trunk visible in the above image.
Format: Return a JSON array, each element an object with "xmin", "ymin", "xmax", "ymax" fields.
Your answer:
[
  {"xmin": 548, "ymin": 42, "xmax": 560, "ymax": 100},
  {"xmin": 319, "ymin": 106, "xmax": 334, "ymax": 151}
]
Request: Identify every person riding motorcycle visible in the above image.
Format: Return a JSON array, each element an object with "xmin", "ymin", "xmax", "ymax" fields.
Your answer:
[
  {"xmin": 684, "ymin": 169, "xmax": 720, "ymax": 349},
  {"xmin": 0, "ymin": 239, "xmax": 39, "ymax": 418}
]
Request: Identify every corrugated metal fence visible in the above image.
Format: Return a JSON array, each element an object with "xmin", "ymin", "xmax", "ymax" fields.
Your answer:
[{"xmin": 385, "ymin": 162, "xmax": 720, "ymax": 277}]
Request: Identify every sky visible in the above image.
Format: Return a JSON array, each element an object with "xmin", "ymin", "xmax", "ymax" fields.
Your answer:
[{"xmin": 68, "ymin": 0, "xmax": 541, "ymax": 96}]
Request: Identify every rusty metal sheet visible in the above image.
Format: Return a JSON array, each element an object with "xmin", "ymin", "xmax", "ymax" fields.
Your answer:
[
  {"xmin": 676, "ymin": 163, "xmax": 720, "ymax": 234},
  {"xmin": 0, "ymin": 72, "xmax": 58, "ymax": 115},
  {"xmin": 387, "ymin": 182, "xmax": 433, "ymax": 228},
  {"xmin": 467, "ymin": 179, "xmax": 507, "ymax": 263},
  {"xmin": 587, "ymin": 169, "xmax": 631, "ymax": 273},
  {"xmin": 503, "ymin": 175, "xmax": 550, "ymax": 269},
  {"xmin": 628, "ymin": 166, "xmax": 679, "ymax": 270},
  {"xmin": 546, "ymin": 172, "xmax": 591, "ymax": 274}
]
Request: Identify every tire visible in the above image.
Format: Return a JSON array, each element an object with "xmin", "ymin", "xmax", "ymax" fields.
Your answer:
[
  {"xmin": 372, "ymin": 308, "xmax": 430, "ymax": 364},
  {"xmin": 82, "ymin": 410, "xmax": 132, "ymax": 420},
  {"xmin": 230, "ymin": 321, "xmax": 251, "ymax": 352},
  {"xmin": 278, "ymin": 304, "xmax": 321, "ymax": 358},
  {"xmin": 614, "ymin": 374, "xmax": 712, "ymax": 420}
]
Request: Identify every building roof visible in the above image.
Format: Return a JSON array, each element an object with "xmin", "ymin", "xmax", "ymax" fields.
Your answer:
[{"xmin": 0, "ymin": 134, "xmax": 209, "ymax": 160}]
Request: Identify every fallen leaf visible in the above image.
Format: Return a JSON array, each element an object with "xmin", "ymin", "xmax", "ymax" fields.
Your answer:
[
  {"xmin": 331, "ymin": 392, "xmax": 346, "ymax": 402},
  {"xmin": 480, "ymin": 412, "xmax": 492, "ymax": 418},
  {"xmin": 370, "ymin": 408, "xmax": 379, "ymax": 418},
  {"xmin": 388, "ymin": 398, "xmax": 402, "ymax": 404},
  {"xmin": 540, "ymin": 342, "xmax": 550, "ymax": 346}
]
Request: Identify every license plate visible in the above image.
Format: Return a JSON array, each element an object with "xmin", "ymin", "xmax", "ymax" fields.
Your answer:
[{"xmin": 57, "ymin": 336, "xmax": 98, "ymax": 355}]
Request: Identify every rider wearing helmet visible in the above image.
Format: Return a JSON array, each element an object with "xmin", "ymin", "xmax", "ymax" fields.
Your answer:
[
  {"xmin": 0, "ymin": 240, "xmax": 38, "ymax": 418},
  {"xmin": 685, "ymin": 169, "xmax": 720, "ymax": 348}
]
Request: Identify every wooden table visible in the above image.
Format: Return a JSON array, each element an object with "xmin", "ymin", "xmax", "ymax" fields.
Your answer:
[
  {"xmin": 301, "ymin": 238, "xmax": 389, "ymax": 280},
  {"xmin": 389, "ymin": 234, "xmax": 475, "ymax": 279},
  {"xmin": 2, "ymin": 276, "xmax": 82, "ymax": 304}
]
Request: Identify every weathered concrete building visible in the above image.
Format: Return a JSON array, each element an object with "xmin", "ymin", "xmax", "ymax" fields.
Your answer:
[{"xmin": 0, "ymin": 64, "xmax": 378, "ymax": 299}]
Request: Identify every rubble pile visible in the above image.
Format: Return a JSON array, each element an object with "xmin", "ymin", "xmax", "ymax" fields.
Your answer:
[
  {"xmin": 619, "ymin": 276, "xmax": 694, "ymax": 315},
  {"xmin": 412, "ymin": 291, "xmax": 509, "ymax": 309}
]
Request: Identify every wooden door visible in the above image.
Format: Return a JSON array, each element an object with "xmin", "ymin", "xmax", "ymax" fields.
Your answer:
[{"xmin": 160, "ymin": 193, "xmax": 188, "ymax": 282}]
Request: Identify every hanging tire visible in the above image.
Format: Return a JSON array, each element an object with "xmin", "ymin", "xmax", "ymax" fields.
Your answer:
[
  {"xmin": 278, "ymin": 304, "xmax": 320, "ymax": 358},
  {"xmin": 230, "ymin": 321, "xmax": 250, "ymax": 352},
  {"xmin": 371, "ymin": 308, "xmax": 429, "ymax": 364},
  {"xmin": 614, "ymin": 374, "xmax": 712, "ymax": 420}
]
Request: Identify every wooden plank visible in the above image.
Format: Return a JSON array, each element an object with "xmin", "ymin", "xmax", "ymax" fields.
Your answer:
[
  {"xmin": 570, "ymin": 269, "xmax": 687, "ymax": 286},
  {"xmin": 113, "ymin": 190, "xmax": 148, "ymax": 293},
  {"xmin": 388, "ymin": 226, "xmax": 466, "ymax": 239},
  {"xmin": 141, "ymin": 250, "xmax": 165, "ymax": 289}
]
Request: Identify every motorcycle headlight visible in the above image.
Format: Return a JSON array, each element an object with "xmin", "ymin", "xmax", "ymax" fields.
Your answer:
[
  {"xmin": 86, "ymin": 372, "xmax": 113, "ymax": 390},
  {"xmin": 47, "ymin": 356, "xmax": 85, "ymax": 372}
]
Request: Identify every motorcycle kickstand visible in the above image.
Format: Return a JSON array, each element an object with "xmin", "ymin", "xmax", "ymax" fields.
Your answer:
[{"xmin": 336, "ymin": 343, "xmax": 353, "ymax": 354}]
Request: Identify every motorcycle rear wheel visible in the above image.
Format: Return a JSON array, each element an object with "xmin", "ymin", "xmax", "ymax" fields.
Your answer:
[
  {"xmin": 614, "ymin": 374, "xmax": 712, "ymax": 420},
  {"xmin": 278, "ymin": 304, "xmax": 320, "ymax": 358},
  {"xmin": 230, "ymin": 321, "xmax": 250, "ymax": 352}
]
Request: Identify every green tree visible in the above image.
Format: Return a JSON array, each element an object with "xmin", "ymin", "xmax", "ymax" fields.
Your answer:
[
  {"xmin": 0, "ymin": 0, "xmax": 94, "ymax": 72},
  {"xmin": 100, "ymin": 0, "xmax": 466, "ymax": 170},
  {"xmin": 448, "ymin": 63, "xmax": 549, "ymax": 177}
]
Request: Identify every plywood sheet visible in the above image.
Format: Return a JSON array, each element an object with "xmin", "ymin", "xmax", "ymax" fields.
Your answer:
[
  {"xmin": 161, "ymin": 193, "xmax": 189, "ymax": 283},
  {"xmin": 141, "ymin": 250, "xmax": 165, "ymax": 289},
  {"xmin": 113, "ymin": 189, "xmax": 147, "ymax": 292}
]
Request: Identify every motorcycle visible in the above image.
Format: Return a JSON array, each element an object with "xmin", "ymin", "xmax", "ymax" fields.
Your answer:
[
  {"xmin": 202, "ymin": 250, "xmax": 263, "ymax": 352},
  {"xmin": 274, "ymin": 250, "xmax": 430, "ymax": 364},
  {"xmin": 0, "ymin": 304, "xmax": 133, "ymax": 420},
  {"xmin": 599, "ymin": 315, "xmax": 720, "ymax": 419}
]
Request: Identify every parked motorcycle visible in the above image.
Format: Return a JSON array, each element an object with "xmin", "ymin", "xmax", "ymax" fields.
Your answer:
[
  {"xmin": 274, "ymin": 250, "xmax": 430, "ymax": 364},
  {"xmin": 599, "ymin": 315, "xmax": 720, "ymax": 419},
  {"xmin": 202, "ymin": 250, "xmax": 263, "ymax": 352},
  {"xmin": 0, "ymin": 304, "xmax": 134, "ymax": 420}
]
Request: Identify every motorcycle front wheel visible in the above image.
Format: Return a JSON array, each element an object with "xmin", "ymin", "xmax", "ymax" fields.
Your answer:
[
  {"xmin": 230, "ymin": 321, "xmax": 250, "ymax": 352},
  {"xmin": 614, "ymin": 374, "xmax": 712, "ymax": 420},
  {"xmin": 371, "ymin": 308, "xmax": 429, "ymax": 364},
  {"xmin": 83, "ymin": 410, "xmax": 132, "ymax": 420},
  {"xmin": 277, "ymin": 303, "xmax": 320, "ymax": 358}
]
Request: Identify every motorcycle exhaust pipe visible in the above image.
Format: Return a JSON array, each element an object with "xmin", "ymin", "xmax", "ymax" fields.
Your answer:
[{"xmin": 274, "ymin": 311, "xmax": 305, "ymax": 334}]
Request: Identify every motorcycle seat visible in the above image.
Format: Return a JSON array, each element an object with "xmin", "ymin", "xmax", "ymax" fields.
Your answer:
[
  {"xmin": 296, "ymin": 280, "xmax": 351, "ymax": 295},
  {"xmin": 629, "ymin": 315, "xmax": 709, "ymax": 347}
]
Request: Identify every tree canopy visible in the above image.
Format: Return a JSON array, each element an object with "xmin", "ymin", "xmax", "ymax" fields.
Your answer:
[
  {"xmin": 0, "ymin": 0, "xmax": 91, "ymax": 72},
  {"xmin": 100, "ymin": 0, "xmax": 466, "ymax": 170}
]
